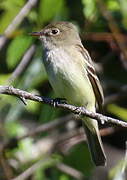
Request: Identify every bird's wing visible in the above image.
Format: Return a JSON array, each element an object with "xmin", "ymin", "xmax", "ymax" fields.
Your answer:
[{"xmin": 76, "ymin": 44, "xmax": 104, "ymax": 111}]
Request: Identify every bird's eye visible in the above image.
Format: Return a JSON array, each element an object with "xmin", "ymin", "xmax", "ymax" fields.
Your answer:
[{"xmin": 51, "ymin": 29, "xmax": 60, "ymax": 35}]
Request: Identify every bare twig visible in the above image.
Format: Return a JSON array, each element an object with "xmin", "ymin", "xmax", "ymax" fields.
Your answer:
[
  {"xmin": 0, "ymin": 36, "xmax": 7, "ymax": 50},
  {"xmin": 11, "ymin": 157, "xmax": 55, "ymax": 180},
  {"xmin": 8, "ymin": 45, "xmax": 36, "ymax": 84},
  {"xmin": 5, "ymin": 127, "xmax": 116, "ymax": 169},
  {"xmin": 84, "ymin": 32, "xmax": 127, "ymax": 43},
  {"xmin": 0, "ymin": 85, "xmax": 127, "ymax": 127},
  {"xmin": 11, "ymin": 156, "xmax": 85, "ymax": 180},
  {"xmin": 56, "ymin": 162, "xmax": 85, "ymax": 180},
  {"xmin": 95, "ymin": 0, "xmax": 127, "ymax": 61},
  {"xmin": 8, "ymin": 127, "xmax": 114, "ymax": 180},
  {"xmin": 1, "ymin": 124, "xmax": 116, "ymax": 155},
  {"xmin": 57, "ymin": 127, "xmax": 116, "ymax": 154},
  {"xmin": 0, "ymin": 115, "xmax": 74, "ymax": 152},
  {"xmin": 19, "ymin": 115, "xmax": 74, "ymax": 140},
  {"xmin": 84, "ymin": 32, "xmax": 127, "ymax": 52},
  {"xmin": 0, "ymin": 0, "xmax": 38, "ymax": 50},
  {"xmin": 9, "ymin": 133, "xmax": 86, "ymax": 180},
  {"xmin": 4, "ymin": 0, "xmax": 37, "ymax": 37}
]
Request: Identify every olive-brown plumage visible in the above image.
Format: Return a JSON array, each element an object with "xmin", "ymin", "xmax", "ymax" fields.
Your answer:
[{"xmin": 31, "ymin": 21, "xmax": 106, "ymax": 166}]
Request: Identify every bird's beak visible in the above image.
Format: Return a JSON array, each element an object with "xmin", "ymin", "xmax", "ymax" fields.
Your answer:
[{"xmin": 29, "ymin": 32, "xmax": 42, "ymax": 37}]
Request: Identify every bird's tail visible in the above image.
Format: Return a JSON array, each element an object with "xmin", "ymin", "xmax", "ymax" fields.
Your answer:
[{"xmin": 82, "ymin": 117, "xmax": 106, "ymax": 166}]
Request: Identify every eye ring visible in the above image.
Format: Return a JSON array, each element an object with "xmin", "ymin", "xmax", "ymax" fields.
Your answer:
[{"xmin": 50, "ymin": 29, "xmax": 60, "ymax": 35}]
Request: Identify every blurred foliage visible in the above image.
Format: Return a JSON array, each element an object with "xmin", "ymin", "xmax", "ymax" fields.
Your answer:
[
  {"xmin": 7, "ymin": 35, "xmax": 33, "ymax": 69},
  {"xmin": 0, "ymin": 0, "xmax": 25, "ymax": 33},
  {"xmin": 0, "ymin": 0, "xmax": 127, "ymax": 179}
]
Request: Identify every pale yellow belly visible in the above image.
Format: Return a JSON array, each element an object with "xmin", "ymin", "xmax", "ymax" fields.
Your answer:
[{"xmin": 46, "ymin": 61, "xmax": 95, "ymax": 108}]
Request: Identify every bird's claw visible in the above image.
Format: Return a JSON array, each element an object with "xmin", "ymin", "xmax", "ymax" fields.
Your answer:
[
  {"xmin": 52, "ymin": 98, "xmax": 67, "ymax": 107},
  {"xmin": 73, "ymin": 107, "xmax": 83, "ymax": 115},
  {"xmin": 19, "ymin": 96, "xmax": 27, "ymax": 105}
]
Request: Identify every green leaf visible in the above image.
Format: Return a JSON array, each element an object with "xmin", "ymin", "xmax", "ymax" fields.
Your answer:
[
  {"xmin": 109, "ymin": 158, "xmax": 127, "ymax": 180},
  {"xmin": 59, "ymin": 174, "xmax": 69, "ymax": 180},
  {"xmin": 119, "ymin": 0, "xmax": 127, "ymax": 28},
  {"xmin": 82, "ymin": 0, "xmax": 97, "ymax": 20},
  {"xmin": 18, "ymin": 138, "xmax": 34, "ymax": 159},
  {"xmin": 107, "ymin": 0, "xmax": 120, "ymax": 11},
  {"xmin": 64, "ymin": 143, "xmax": 93, "ymax": 176},
  {"xmin": 107, "ymin": 104, "xmax": 127, "ymax": 121},
  {"xmin": 0, "ymin": 74, "xmax": 11, "ymax": 84},
  {"xmin": 38, "ymin": 0, "xmax": 64, "ymax": 24},
  {"xmin": 5, "ymin": 121, "xmax": 26, "ymax": 137},
  {"xmin": 26, "ymin": 91, "xmax": 40, "ymax": 114},
  {"xmin": 0, "ymin": 0, "xmax": 25, "ymax": 33},
  {"xmin": 7, "ymin": 35, "xmax": 33, "ymax": 69},
  {"xmin": 17, "ymin": 57, "xmax": 47, "ymax": 89},
  {"xmin": 0, "ymin": 0, "xmax": 25, "ymax": 10},
  {"xmin": 34, "ymin": 168, "xmax": 47, "ymax": 180},
  {"xmin": 28, "ymin": 10, "xmax": 38, "ymax": 23}
]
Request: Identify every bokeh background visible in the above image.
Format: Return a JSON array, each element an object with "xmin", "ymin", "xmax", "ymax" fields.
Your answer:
[{"xmin": 0, "ymin": 0, "xmax": 127, "ymax": 179}]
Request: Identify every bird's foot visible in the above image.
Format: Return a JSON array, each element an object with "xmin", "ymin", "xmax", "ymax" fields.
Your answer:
[
  {"xmin": 52, "ymin": 98, "xmax": 67, "ymax": 107},
  {"xmin": 73, "ymin": 107, "xmax": 83, "ymax": 115}
]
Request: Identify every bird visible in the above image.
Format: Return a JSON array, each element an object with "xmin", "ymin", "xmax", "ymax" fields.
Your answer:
[{"xmin": 30, "ymin": 21, "xmax": 106, "ymax": 166}]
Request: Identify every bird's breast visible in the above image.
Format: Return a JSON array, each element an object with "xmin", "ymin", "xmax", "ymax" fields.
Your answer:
[
  {"xmin": 43, "ymin": 47, "xmax": 95, "ymax": 106},
  {"xmin": 43, "ymin": 47, "xmax": 79, "ymax": 81}
]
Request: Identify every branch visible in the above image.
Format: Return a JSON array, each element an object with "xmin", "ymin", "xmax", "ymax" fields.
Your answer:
[
  {"xmin": 11, "ymin": 157, "xmax": 55, "ymax": 180},
  {"xmin": 7, "ymin": 45, "xmax": 36, "ymax": 84},
  {"xmin": 5, "ymin": 127, "xmax": 115, "ymax": 180},
  {"xmin": 57, "ymin": 127, "xmax": 116, "ymax": 154},
  {"xmin": 0, "ymin": 85, "xmax": 127, "ymax": 127},
  {"xmin": 11, "ymin": 156, "xmax": 85, "ymax": 180},
  {"xmin": 0, "ymin": 0, "xmax": 38, "ymax": 50},
  {"xmin": 56, "ymin": 163, "xmax": 85, "ymax": 180},
  {"xmin": 95, "ymin": 0, "xmax": 127, "ymax": 62},
  {"xmin": 19, "ymin": 115, "xmax": 73, "ymax": 140}
]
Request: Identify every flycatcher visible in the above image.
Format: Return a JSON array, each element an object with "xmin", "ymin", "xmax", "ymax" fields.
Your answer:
[{"xmin": 30, "ymin": 21, "xmax": 106, "ymax": 166}]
